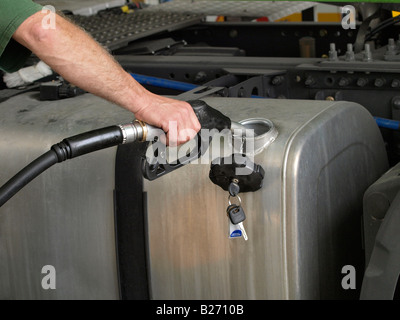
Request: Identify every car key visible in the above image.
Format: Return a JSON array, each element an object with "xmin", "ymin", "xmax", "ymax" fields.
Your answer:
[{"xmin": 227, "ymin": 203, "xmax": 248, "ymax": 241}]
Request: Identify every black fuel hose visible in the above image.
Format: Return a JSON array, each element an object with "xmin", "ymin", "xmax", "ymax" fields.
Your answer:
[
  {"xmin": 0, "ymin": 151, "xmax": 59, "ymax": 208},
  {"xmin": 0, "ymin": 126, "xmax": 125, "ymax": 207}
]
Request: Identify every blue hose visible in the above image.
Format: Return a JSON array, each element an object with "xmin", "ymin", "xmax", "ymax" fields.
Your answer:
[
  {"xmin": 374, "ymin": 117, "xmax": 400, "ymax": 130},
  {"xmin": 130, "ymin": 73, "xmax": 266, "ymax": 98},
  {"xmin": 130, "ymin": 73, "xmax": 197, "ymax": 92}
]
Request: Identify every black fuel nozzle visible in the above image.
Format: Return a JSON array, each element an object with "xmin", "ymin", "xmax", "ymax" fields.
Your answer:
[
  {"xmin": 141, "ymin": 100, "xmax": 235, "ymax": 180},
  {"xmin": 188, "ymin": 100, "xmax": 248, "ymax": 135},
  {"xmin": 135, "ymin": 100, "xmax": 245, "ymax": 142}
]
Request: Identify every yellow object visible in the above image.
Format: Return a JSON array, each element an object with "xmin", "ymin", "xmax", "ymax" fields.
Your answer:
[
  {"xmin": 393, "ymin": 11, "xmax": 400, "ymax": 18},
  {"xmin": 121, "ymin": 5, "xmax": 134, "ymax": 13},
  {"xmin": 317, "ymin": 12, "xmax": 341, "ymax": 22}
]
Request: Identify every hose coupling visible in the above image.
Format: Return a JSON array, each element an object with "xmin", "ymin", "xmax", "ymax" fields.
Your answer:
[{"xmin": 118, "ymin": 120, "xmax": 148, "ymax": 144}]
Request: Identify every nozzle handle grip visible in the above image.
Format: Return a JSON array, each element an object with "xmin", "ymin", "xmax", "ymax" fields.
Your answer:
[
  {"xmin": 142, "ymin": 100, "xmax": 232, "ymax": 181},
  {"xmin": 188, "ymin": 100, "xmax": 231, "ymax": 131}
]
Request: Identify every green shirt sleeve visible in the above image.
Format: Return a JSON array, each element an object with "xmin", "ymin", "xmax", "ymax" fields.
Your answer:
[{"xmin": 0, "ymin": 0, "xmax": 43, "ymax": 73}]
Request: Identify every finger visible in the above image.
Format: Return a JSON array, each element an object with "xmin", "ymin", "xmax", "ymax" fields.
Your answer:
[{"xmin": 177, "ymin": 127, "xmax": 198, "ymax": 145}]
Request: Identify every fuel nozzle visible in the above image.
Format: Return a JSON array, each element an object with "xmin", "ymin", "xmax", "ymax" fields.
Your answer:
[
  {"xmin": 140, "ymin": 100, "xmax": 236, "ymax": 180},
  {"xmin": 119, "ymin": 100, "xmax": 233, "ymax": 145}
]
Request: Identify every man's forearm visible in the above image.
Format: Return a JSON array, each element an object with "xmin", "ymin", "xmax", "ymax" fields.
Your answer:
[
  {"xmin": 12, "ymin": 10, "xmax": 201, "ymax": 145},
  {"xmin": 13, "ymin": 11, "xmax": 147, "ymax": 114}
]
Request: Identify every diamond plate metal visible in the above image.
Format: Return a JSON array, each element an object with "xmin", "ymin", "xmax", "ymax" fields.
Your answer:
[
  {"xmin": 69, "ymin": 11, "xmax": 204, "ymax": 51},
  {"xmin": 145, "ymin": 0, "xmax": 316, "ymax": 21}
]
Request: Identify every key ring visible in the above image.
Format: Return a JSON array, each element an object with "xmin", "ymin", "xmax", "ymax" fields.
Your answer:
[{"xmin": 228, "ymin": 194, "xmax": 242, "ymax": 207}]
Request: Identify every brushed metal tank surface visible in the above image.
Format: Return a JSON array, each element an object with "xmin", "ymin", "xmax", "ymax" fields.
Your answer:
[
  {"xmin": 0, "ymin": 93, "xmax": 133, "ymax": 299},
  {"xmin": 143, "ymin": 97, "xmax": 389, "ymax": 300},
  {"xmin": 0, "ymin": 93, "xmax": 389, "ymax": 300}
]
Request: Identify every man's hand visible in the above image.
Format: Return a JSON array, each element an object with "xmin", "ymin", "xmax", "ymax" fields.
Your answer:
[
  {"xmin": 12, "ymin": 10, "xmax": 201, "ymax": 145},
  {"xmin": 134, "ymin": 93, "xmax": 201, "ymax": 146}
]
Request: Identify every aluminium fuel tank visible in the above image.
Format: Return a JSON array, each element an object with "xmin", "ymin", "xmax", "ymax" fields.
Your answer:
[
  {"xmin": 143, "ymin": 96, "xmax": 389, "ymax": 300},
  {"xmin": 0, "ymin": 93, "xmax": 389, "ymax": 299}
]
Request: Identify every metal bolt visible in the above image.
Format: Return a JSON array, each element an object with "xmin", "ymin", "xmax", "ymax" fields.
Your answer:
[
  {"xmin": 357, "ymin": 78, "xmax": 368, "ymax": 87},
  {"xmin": 325, "ymin": 96, "xmax": 335, "ymax": 101},
  {"xmin": 387, "ymin": 38, "xmax": 397, "ymax": 55},
  {"xmin": 392, "ymin": 97, "xmax": 400, "ymax": 110},
  {"xmin": 345, "ymin": 43, "xmax": 355, "ymax": 61},
  {"xmin": 363, "ymin": 44, "xmax": 373, "ymax": 62},
  {"xmin": 392, "ymin": 79, "xmax": 400, "ymax": 88},
  {"xmin": 194, "ymin": 71, "xmax": 207, "ymax": 83},
  {"xmin": 374, "ymin": 78, "xmax": 385, "ymax": 87},
  {"xmin": 329, "ymin": 43, "xmax": 338, "ymax": 61},
  {"xmin": 338, "ymin": 78, "xmax": 350, "ymax": 87}
]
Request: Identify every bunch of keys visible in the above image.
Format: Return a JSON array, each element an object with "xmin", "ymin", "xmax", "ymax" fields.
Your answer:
[{"xmin": 226, "ymin": 180, "xmax": 248, "ymax": 241}]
